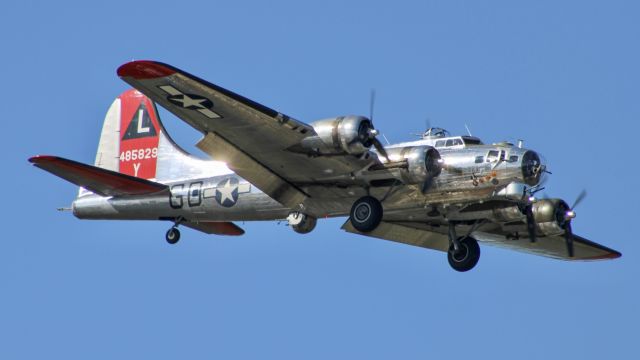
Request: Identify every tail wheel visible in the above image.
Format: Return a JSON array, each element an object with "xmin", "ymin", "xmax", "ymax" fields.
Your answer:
[
  {"xmin": 447, "ymin": 236, "xmax": 480, "ymax": 272},
  {"xmin": 166, "ymin": 228, "xmax": 181, "ymax": 244},
  {"xmin": 349, "ymin": 196, "xmax": 383, "ymax": 233}
]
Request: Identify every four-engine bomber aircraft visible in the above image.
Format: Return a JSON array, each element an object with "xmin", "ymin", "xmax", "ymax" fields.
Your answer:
[{"xmin": 29, "ymin": 61, "xmax": 621, "ymax": 271}]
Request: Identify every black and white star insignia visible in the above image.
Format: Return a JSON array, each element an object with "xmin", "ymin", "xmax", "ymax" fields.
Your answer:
[{"xmin": 158, "ymin": 85, "xmax": 221, "ymax": 119}]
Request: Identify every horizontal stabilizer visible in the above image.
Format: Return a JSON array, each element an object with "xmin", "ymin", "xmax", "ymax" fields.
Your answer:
[
  {"xmin": 183, "ymin": 221, "xmax": 245, "ymax": 236},
  {"xmin": 29, "ymin": 155, "xmax": 168, "ymax": 197}
]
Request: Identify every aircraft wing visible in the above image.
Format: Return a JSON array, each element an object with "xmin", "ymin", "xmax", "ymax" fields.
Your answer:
[
  {"xmin": 118, "ymin": 61, "xmax": 376, "ymax": 214},
  {"xmin": 471, "ymin": 230, "xmax": 621, "ymax": 261},
  {"xmin": 342, "ymin": 220, "xmax": 620, "ymax": 261}
]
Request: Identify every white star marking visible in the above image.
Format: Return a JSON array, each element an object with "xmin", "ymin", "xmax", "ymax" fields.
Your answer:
[
  {"xmin": 158, "ymin": 85, "xmax": 221, "ymax": 119},
  {"xmin": 173, "ymin": 94, "xmax": 207, "ymax": 109},
  {"xmin": 217, "ymin": 179, "xmax": 237, "ymax": 205}
]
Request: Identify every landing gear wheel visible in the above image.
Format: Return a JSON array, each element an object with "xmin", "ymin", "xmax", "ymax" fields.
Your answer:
[
  {"xmin": 349, "ymin": 196, "xmax": 383, "ymax": 233},
  {"xmin": 287, "ymin": 212, "xmax": 317, "ymax": 234},
  {"xmin": 447, "ymin": 236, "xmax": 480, "ymax": 272},
  {"xmin": 166, "ymin": 227, "xmax": 181, "ymax": 244}
]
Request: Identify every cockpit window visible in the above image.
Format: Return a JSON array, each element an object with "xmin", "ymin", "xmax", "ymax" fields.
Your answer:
[
  {"xmin": 445, "ymin": 139, "xmax": 454, "ymax": 147},
  {"xmin": 435, "ymin": 140, "xmax": 445, "ymax": 148},
  {"xmin": 487, "ymin": 150, "xmax": 500, "ymax": 162},
  {"xmin": 475, "ymin": 156, "xmax": 484, "ymax": 163},
  {"xmin": 509, "ymin": 155, "xmax": 519, "ymax": 163},
  {"xmin": 453, "ymin": 138, "xmax": 463, "ymax": 146},
  {"xmin": 463, "ymin": 138, "xmax": 482, "ymax": 145}
]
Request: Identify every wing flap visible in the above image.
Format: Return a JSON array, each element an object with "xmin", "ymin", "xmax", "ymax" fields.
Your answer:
[
  {"xmin": 341, "ymin": 220, "xmax": 450, "ymax": 252},
  {"xmin": 29, "ymin": 155, "xmax": 168, "ymax": 197}
]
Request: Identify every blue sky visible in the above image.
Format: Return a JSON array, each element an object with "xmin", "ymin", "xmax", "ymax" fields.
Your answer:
[{"xmin": 2, "ymin": 0, "xmax": 638, "ymax": 358}]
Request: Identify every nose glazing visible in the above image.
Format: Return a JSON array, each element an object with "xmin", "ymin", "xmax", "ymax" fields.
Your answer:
[{"xmin": 521, "ymin": 150, "xmax": 544, "ymax": 186}]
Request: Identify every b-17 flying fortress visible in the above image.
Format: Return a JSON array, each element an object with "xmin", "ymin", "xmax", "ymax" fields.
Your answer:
[{"xmin": 30, "ymin": 61, "xmax": 620, "ymax": 271}]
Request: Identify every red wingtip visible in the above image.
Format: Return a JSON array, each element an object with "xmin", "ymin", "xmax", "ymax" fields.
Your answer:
[
  {"xmin": 28, "ymin": 155, "xmax": 59, "ymax": 164},
  {"xmin": 117, "ymin": 60, "xmax": 175, "ymax": 79},
  {"xmin": 587, "ymin": 251, "xmax": 622, "ymax": 260}
]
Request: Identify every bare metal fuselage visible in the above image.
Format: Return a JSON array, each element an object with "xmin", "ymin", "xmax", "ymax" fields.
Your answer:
[{"xmin": 72, "ymin": 139, "xmax": 539, "ymax": 225}]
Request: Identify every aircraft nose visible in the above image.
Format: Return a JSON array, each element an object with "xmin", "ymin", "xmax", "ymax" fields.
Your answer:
[{"xmin": 521, "ymin": 150, "xmax": 545, "ymax": 186}]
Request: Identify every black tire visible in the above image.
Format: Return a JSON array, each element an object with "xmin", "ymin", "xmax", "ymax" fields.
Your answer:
[
  {"xmin": 292, "ymin": 215, "xmax": 317, "ymax": 234},
  {"xmin": 447, "ymin": 236, "xmax": 480, "ymax": 272},
  {"xmin": 349, "ymin": 196, "xmax": 383, "ymax": 233},
  {"xmin": 166, "ymin": 228, "xmax": 181, "ymax": 244}
]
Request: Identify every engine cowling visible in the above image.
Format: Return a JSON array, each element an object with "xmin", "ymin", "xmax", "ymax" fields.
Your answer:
[
  {"xmin": 532, "ymin": 198, "xmax": 571, "ymax": 236},
  {"xmin": 301, "ymin": 115, "xmax": 375, "ymax": 155},
  {"xmin": 383, "ymin": 146, "xmax": 442, "ymax": 184}
]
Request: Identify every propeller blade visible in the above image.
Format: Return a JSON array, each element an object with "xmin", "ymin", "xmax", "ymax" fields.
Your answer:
[
  {"xmin": 571, "ymin": 189, "xmax": 587, "ymax": 210},
  {"xmin": 525, "ymin": 204, "xmax": 537, "ymax": 243},
  {"xmin": 421, "ymin": 175, "xmax": 434, "ymax": 194},
  {"xmin": 564, "ymin": 222, "xmax": 574, "ymax": 257},
  {"xmin": 369, "ymin": 89, "xmax": 376, "ymax": 122},
  {"xmin": 372, "ymin": 137, "xmax": 390, "ymax": 162},
  {"xmin": 365, "ymin": 89, "xmax": 389, "ymax": 161},
  {"xmin": 537, "ymin": 174, "xmax": 548, "ymax": 189}
]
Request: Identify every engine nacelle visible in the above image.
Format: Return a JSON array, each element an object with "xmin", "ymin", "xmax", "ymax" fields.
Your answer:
[
  {"xmin": 532, "ymin": 198, "xmax": 570, "ymax": 236},
  {"xmin": 384, "ymin": 146, "xmax": 442, "ymax": 184},
  {"xmin": 301, "ymin": 115, "xmax": 374, "ymax": 155}
]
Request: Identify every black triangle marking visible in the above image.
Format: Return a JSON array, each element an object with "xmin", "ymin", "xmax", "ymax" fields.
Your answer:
[{"xmin": 122, "ymin": 103, "xmax": 157, "ymax": 140}]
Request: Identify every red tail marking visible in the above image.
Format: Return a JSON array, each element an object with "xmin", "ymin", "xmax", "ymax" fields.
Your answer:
[{"xmin": 118, "ymin": 89, "xmax": 161, "ymax": 179}]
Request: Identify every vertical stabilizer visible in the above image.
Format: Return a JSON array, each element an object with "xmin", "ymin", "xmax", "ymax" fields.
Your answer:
[
  {"xmin": 94, "ymin": 96, "xmax": 121, "ymax": 172},
  {"xmin": 95, "ymin": 89, "xmax": 161, "ymax": 179},
  {"xmin": 88, "ymin": 89, "xmax": 231, "ymax": 193}
]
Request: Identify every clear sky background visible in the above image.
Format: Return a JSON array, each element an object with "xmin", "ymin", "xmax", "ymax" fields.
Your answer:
[{"xmin": 2, "ymin": 0, "xmax": 638, "ymax": 359}]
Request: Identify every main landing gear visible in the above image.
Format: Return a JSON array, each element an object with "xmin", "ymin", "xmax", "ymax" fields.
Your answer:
[
  {"xmin": 165, "ymin": 217, "xmax": 183, "ymax": 244},
  {"xmin": 349, "ymin": 196, "xmax": 383, "ymax": 233},
  {"xmin": 447, "ymin": 223, "xmax": 480, "ymax": 272}
]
